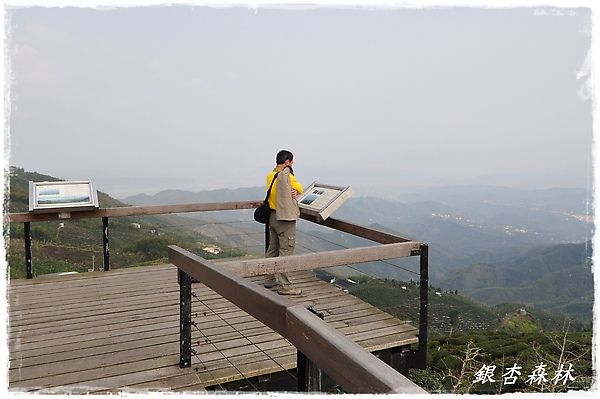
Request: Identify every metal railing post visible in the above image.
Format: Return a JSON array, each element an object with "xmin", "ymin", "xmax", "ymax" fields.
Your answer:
[
  {"xmin": 264, "ymin": 222, "xmax": 269, "ymax": 253},
  {"xmin": 403, "ymin": 243, "xmax": 428, "ymax": 370},
  {"xmin": 24, "ymin": 222, "xmax": 33, "ymax": 279},
  {"xmin": 102, "ymin": 217, "xmax": 110, "ymax": 271},
  {"xmin": 417, "ymin": 243, "xmax": 429, "ymax": 368},
  {"xmin": 179, "ymin": 269, "xmax": 192, "ymax": 368}
]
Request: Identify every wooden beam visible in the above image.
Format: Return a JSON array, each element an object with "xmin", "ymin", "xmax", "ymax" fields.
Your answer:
[
  {"xmin": 300, "ymin": 214, "xmax": 413, "ymax": 244},
  {"xmin": 218, "ymin": 241, "xmax": 422, "ymax": 277},
  {"xmin": 6, "ymin": 202, "xmax": 413, "ymax": 247},
  {"xmin": 285, "ymin": 306, "xmax": 426, "ymax": 394},
  {"xmin": 167, "ymin": 245, "xmax": 427, "ymax": 394},
  {"xmin": 4, "ymin": 201, "xmax": 264, "ymax": 223}
]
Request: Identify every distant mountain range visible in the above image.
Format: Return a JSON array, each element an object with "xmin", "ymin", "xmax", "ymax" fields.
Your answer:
[
  {"xmin": 123, "ymin": 187, "xmax": 262, "ymax": 206},
  {"xmin": 122, "ymin": 184, "xmax": 594, "ymax": 322}
]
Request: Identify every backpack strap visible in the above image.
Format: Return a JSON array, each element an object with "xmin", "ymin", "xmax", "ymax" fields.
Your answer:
[{"xmin": 264, "ymin": 172, "xmax": 279, "ymax": 203}]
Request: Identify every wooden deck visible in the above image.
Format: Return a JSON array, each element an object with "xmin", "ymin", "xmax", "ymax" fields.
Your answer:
[{"xmin": 7, "ymin": 263, "xmax": 419, "ymax": 394}]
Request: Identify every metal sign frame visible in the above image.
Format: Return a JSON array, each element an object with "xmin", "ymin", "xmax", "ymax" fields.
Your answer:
[
  {"xmin": 29, "ymin": 180, "xmax": 99, "ymax": 214},
  {"xmin": 297, "ymin": 182, "xmax": 353, "ymax": 221}
]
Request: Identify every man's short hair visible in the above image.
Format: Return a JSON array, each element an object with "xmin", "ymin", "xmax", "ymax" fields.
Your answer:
[{"xmin": 276, "ymin": 150, "xmax": 294, "ymax": 165}]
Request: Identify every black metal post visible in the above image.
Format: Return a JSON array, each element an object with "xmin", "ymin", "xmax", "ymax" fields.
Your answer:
[
  {"xmin": 297, "ymin": 307, "xmax": 324, "ymax": 392},
  {"xmin": 417, "ymin": 244, "xmax": 429, "ymax": 369},
  {"xmin": 264, "ymin": 221, "xmax": 270, "ymax": 253},
  {"xmin": 24, "ymin": 222, "xmax": 33, "ymax": 279},
  {"xmin": 179, "ymin": 269, "xmax": 192, "ymax": 368},
  {"xmin": 102, "ymin": 217, "xmax": 110, "ymax": 271},
  {"xmin": 404, "ymin": 244, "xmax": 429, "ymax": 370}
]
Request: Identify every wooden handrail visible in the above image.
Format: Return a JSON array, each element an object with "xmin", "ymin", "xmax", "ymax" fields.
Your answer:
[
  {"xmin": 218, "ymin": 241, "xmax": 422, "ymax": 277},
  {"xmin": 3, "ymin": 201, "xmax": 264, "ymax": 223},
  {"xmin": 168, "ymin": 245, "xmax": 427, "ymax": 394},
  {"xmin": 5, "ymin": 200, "xmax": 416, "ymax": 243},
  {"xmin": 300, "ymin": 213, "xmax": 413, "ymax": 243}
]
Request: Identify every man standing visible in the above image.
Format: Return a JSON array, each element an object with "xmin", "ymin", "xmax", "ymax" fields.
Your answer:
[{"xmin": 264, "ymin": 150, "xmax": 303, "ymax": 295}]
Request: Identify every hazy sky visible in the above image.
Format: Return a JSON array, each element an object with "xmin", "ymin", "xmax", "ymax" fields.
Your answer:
[{"xmin": 2, "ymin": 0, "xmax": 596, "ymax": 199}]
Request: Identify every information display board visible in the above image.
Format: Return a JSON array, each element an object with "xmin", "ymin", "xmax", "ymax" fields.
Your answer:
[
  {"xmin": 297, "ymin": 182, "xmax": 353, "ymax": 221},
  {"xmin": 29, "ymin": 181, "xmax": 99, "ymax": 214}
]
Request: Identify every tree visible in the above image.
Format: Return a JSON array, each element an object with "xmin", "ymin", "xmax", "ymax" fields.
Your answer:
[{"xmin": 449, "ymin": 310, "xmax": 460, "ymax": 335}]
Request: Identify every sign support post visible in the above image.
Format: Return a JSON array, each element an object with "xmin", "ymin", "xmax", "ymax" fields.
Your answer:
[{"xmin": 24, "ymin": 222, "xmax": 33, "ymax": 279}]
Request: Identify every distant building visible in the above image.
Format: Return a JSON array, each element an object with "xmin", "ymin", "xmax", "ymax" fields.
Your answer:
[{"xmin": 203, "ymin": 246, "xmax": 222, "ymax": 255}]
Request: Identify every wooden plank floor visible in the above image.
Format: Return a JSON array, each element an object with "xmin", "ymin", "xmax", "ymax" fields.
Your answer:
[{"xmin": 7, "ymin": 263, "xmax": 419, "ymax": 394}]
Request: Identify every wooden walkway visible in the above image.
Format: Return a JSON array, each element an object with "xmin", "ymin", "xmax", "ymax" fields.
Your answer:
[{"xmin": 7, "ymin": 263, "xmax": 419, "ymax": 394}]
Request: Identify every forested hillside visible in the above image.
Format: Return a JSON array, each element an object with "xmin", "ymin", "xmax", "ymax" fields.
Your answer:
[
  {"xmin": 348, "ymin": 277, "xmax": 586, "ymax": 335},
  {"xmin": 436, "ymin": 242, "xmax": 594, "ymax": 322}
]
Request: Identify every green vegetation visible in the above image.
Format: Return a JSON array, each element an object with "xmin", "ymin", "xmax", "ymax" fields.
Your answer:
[
  {"xmin": 410, "ymin": 329, "xmax": 593, "ymax": 394},
  {"xmin": 350, "ymin": 277, "xmax": 584, "ymax": 335},
  {"xmin": 451, "ymin": 249, "xmax": 594, "ymax": 323},
  {"xmin": 5, "ymin": 167, "xmax": 250, "ymax": 279},
  {"xmin": 349, "ymin": 278, "xmax": 593, "ymax": 393},
  {"xmin": 349, "ymin": 278, "xmax": 585, "ymax": 334}
]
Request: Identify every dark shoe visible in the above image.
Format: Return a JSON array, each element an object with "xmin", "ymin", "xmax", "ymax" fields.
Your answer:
[
  {"xmin": 264, "ymin": 280, "xmax": 279, "ymax": 289},
  {"xmin": 277, "ymin": 288, "xmax": 302, "ymax": 296}
]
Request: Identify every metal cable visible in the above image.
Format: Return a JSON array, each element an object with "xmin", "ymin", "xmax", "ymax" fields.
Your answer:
[
  {"xmin": 189, "ymin": 290, "xmax": 299, "ymax": 390},
  {"xmin": 296, "ymin": 229, "xmax": 420, "ymax": 277},
  {"xmin": 188, "ymin": 295, "xmax": 259, "ymax": 392}
]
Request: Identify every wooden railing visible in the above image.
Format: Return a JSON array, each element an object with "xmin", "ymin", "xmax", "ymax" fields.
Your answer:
[
  {"xmin": 169, "ymin": 244, "xmax": 427, "ymax": 394},
  {"xmin": 5, "ymin": 201, "xmax": 429, "ymax": 388},
  {"xmin": 5, "ymin": 201, "xmax": 263, "ymax": 279}
]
